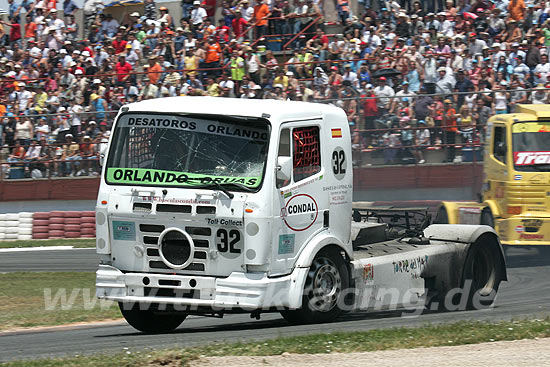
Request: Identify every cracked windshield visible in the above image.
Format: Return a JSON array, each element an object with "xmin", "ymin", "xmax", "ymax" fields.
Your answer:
[
  {"xmin": 106, "ymin": 114, "xmax": 270, "ymax": 189},
  {"xmin": 512, "ymin": 122, "xmax": 550, "ymax": 172}
]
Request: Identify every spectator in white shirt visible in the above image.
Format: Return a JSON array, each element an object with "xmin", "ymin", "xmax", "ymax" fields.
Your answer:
[
  {"xmin": 190, "ymin": 0, "xmax": 207, "ymax": 26},
  {"xmin": 373, "ymin": 77, "xmax": 395, "ymax": 115}
]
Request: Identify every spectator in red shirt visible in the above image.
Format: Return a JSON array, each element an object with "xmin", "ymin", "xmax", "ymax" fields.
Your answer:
[
  {"xmin": 204, "ymin": 0, "xmax": 217, "ymax": 19},
  {"xmin": 115, "ymin": 55, "xmax": 132, "ymax": 86},
  {"xmin": 231, "ymin": 10, "xmax": 248, "ymax": 41},
  {"xmin": 215, "ymin": 19, "xmax": 230, "ymax": 43},
  {"xmin": 361, "ymin": 84, "xmax": 378, "ymax": 147},
  {"xmin": 112, "ymin": 33, "xmax": 127, "ymax": 54},
  {"xmin": 0, "ymin": 17, "xmax": 22, "ymax": 46},
  {"xmin": 308, "ymin": 28, "xmax": 329, "ymax": 61}
]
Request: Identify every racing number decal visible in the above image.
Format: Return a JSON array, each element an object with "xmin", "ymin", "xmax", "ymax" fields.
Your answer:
[
  {"xmin": 216, "ymin": 229, "xmax": 242, "ymax": 254},
  {"xmin": 332, "ymin": 147, "xmax": 346, "ymax": 180}
]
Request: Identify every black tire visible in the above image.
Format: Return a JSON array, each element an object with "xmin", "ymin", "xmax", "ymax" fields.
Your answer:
[
  {"xmin": 119, "ymin": 303, "xmax": 186, "ymax": 333},
  {"xmin": 461, "ymin": 236, "xmax": 504, "ymax": 309},
  {"xmin": 280, "ymin": 248, "xmax": 350, "ymax": 324},
  {"xmin": 434, "ymin": 206, "xmax": 449, "ymax": 224},
  {"xmin": 480, "ymin": 209, "xmax": 494, "ymax": 228}
]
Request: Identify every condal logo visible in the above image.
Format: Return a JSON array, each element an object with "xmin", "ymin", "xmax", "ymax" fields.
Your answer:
[
  {"xmin": 514, "ymin": 151, "xmax": 550, "ymax": 165},
  {"xmin": 283, "ymin": 194, "xmax": 318, "ymax": 231}
]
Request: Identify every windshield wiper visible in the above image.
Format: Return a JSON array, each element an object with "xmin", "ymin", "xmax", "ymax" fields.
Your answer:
[
  {"xmin": 179, "ymin": 177, "xmax": 258, "ymax": 199},
  {"xmin": 194, "ymin": 182, "xmax": 258, "ymax": 199},
  {"xmin": 214, "ymin": 182, "xmax": 257, "ymax": 192},
  {"xmin": 208, "ymin": 181, "xmax": 234, "ymax": 199},
  {"xmin": 182, "ymin": 178, "xmax": 235, "ymax": 199}
]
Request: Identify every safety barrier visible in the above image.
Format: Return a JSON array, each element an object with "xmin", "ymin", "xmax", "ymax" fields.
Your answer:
[
  {"xmin": 0, "ymin": 212, "xmax": 34, "ymax": 240},
  {"xmin": 0, "ymin": 211, "xmax": 96, "ymax": 241}
]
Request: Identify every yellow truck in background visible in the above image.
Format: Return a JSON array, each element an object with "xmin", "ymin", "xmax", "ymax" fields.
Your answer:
[{"xmin": 436, "ymin": 104, "xmax": 550, "ymax": 246}]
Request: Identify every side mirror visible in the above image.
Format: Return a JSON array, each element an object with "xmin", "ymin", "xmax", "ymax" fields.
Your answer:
[
  {"xmin": 99, "ymin": 144, "xmax": 108, "ymax": 167},
  {"xmin": 495, "ymin": 141, "xmax": 506, "ymax": 157},
  {"xmin": 276, "ymin": 156, "xmax": 292, "ymax": 183}
]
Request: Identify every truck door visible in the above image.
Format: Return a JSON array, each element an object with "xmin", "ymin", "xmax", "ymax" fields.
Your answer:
[
  {"xmin": 270, "ymin": 122, "xmax": 327, "ymax": 276},
  {"xmin": 484, "ymin": 124, "xmax": 508, "ymax": 216}
]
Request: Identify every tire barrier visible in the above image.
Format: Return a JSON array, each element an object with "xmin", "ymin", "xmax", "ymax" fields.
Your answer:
[{"xmin": 0, "ymin": 211, "xmax": 97, "ymax": 241}]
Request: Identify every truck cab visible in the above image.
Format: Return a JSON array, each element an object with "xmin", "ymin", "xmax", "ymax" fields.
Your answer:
[
  {"xmin": 97, "ymin": 97, "xmax": 506, "ymax": 333},
  {"xmin": 96, "ymin": 97, "xmax": 355, "ymax": 329},
  {"xmin": 437, "ymin": 104, "xmax": 550, "ymax": 245}
]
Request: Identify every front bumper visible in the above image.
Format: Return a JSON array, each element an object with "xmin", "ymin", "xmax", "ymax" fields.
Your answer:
[
  {"xmin": 497, "ymin": 217, "xmax": 550, "ymax": 246},
  {"xmin": 96, "ymin": 265, "xmax": 308, "ymax": 310}
]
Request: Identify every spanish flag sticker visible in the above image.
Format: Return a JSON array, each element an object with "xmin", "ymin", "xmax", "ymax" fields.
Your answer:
[{"xmin": 331, "ymin": 128, "xmax": 342, "ymax": 138}]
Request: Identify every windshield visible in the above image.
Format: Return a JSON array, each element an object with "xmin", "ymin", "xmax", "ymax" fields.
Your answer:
[
  {"xmin": 105, "ymin": 113, "xmax": 270, "ymax": 190},
  {"xmin": 512, "ymin": 121, "xmax": 550, "ymax": 172}
]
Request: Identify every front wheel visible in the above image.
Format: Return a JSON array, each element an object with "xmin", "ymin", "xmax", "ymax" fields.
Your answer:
[
  {"xmin": 434, "ymin": 206, "xmax": 449, "ymax": 224},
  {"xmin": 119, "ymin": 303, "xmax": 187, "ymax": 333},
  {"xmin": 480, "ymin": 208, "xmax": 494, "ymax": 228},
  {"xmin": 281, "ymin": 248, "xmax": 350, "ymax": 324}
]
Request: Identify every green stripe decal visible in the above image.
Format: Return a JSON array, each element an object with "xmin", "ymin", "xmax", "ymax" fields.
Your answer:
[{"xmin": 106, "ymin": 168, "xmax": 261, "ymax": 188}]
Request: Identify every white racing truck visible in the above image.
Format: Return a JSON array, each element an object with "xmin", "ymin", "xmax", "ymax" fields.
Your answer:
[{"xmin": 96, "ymin": 97, "xmax": 507, "ymax": 332}]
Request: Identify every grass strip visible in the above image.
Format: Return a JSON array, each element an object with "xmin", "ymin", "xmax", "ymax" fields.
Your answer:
[
  {"xmin": 2, "ymin": 318, "xmax": 550, "ymax": 366},
  {"xmin": 0, "ymin": 272, "xmax": 119, "ymax": 330},
  {"xmin": 0, "ymin": 239, "xmax": 95, "ymax": 249}
]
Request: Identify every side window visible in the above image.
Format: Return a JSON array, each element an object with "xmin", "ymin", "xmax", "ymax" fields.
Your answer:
[
  {"xmin": 493, "ymin": 126, "xmax": 507, "ymax": 163},
  {"xmin": 293, "ymin": 126, "xmax": 321, "ymax": 182},
  {"xmin": 276, "ymin": 128, "xmax": 291, "ymax": 188}
]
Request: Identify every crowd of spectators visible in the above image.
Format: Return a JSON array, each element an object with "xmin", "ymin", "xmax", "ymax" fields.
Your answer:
[{"xmin": 0, "ymin": 0, "xmax": 549, "ymax": 178}]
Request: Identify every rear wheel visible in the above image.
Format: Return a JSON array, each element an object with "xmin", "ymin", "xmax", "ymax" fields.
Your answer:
[
  {"xmin": 119, "ymin": 303, "xmax": 187, "ymax": 333},
  {"xmin": 281, "ymin": 248, "xmax": 350, "ymax": 324},
  {"xmin": 462, "ymin": 237, "xmax": 504, "ymax": 309}
]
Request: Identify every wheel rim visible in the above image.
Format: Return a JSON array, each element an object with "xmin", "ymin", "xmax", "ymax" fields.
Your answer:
[
  {"xmin": 472, "ymin": 247, "xmax": 496, "ymax": 297},
  {"xmin": 309, "ymin": 258, "xmax": 342, "ymax": 312}
]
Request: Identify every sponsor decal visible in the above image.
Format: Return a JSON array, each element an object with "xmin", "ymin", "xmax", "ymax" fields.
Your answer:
[
  {"xmin": 282, "ymin": 194, "xmax": 319, "ymax": 231},
  {"xmin": 323, "ymin": 184, "xmax": 352, "ymax": 192},
  {"xmin": 513, "ymin": 151, "xmax": 550, "ymax": 165},
  {"xmin": 514, "ymin": 174, "xmax": 522, "ymax": 180},
  {"xmin": 278, "ymin": 234, "xmax": 295, "ymax": 254},
  {"xmin": 331, "ymin": 128, "xmax": 342, "ymax": 138},
  {"xmin": 280, "ymin": 175, "xmax": 323, "ymax": 196},
  {"xmin": 521, "ymin": 219, "xmax": 543, "ymax": 228},
  {"xmin": 207, "ymin": 218, "xmax": 243, "ymax": 226},
  {"xmin": 121, "ymin": 115, "xmax": 269, "ymax": 142},
  {"xmin": 112, "ymin": 221, "xmax": 136, "ymax": 241},
  {"xmin": 514, "ymin": 225, "xmax": 524, "ymax": 233},
  {"xmin": 527, "ymin": 206, "xmax": 546, "ymax": 212},
  {"xmin": 519, "ymin": 233, "xmax": 544, "ymax": 240},
  {"xmin": 138, "ymin": 196, "xmax": 210, "ymax": 204},
  {"xmin": 363, "ymin": 264, "xmax": 374, "ymax": 281},
  {"xmin": 107, "ymin": 168, "xmax": 261, "ymax": 188},
  {"xmin": 393, "ymin": 256, "xmax": 429, "ymax": 274}
]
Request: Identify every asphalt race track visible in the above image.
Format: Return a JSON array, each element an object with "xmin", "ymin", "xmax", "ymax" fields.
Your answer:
[
  {"xmin": 1, "ymin": 247, "xmax": 549, "ymax": 362},
  {"xmin": 0, "ymin": 248, "xmax": 98, "ymax": 272}
]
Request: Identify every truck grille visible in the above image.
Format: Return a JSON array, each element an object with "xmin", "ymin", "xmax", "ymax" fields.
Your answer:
[
  {"xmin": 507, "ymin": 184, "xmax": 547, "ymax": 205},
  {"xmin": 140, "ymin": 224, "xmax": 210, "ymax": 273}
]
